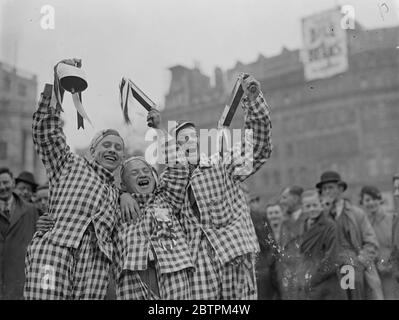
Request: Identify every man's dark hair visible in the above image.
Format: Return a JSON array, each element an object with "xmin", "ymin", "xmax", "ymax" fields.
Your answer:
[
  {"xmin": 0, "ymin": 167, "xmax": 13, "ymax": 180},
  {"xmin": 289, "ymin": 185, "xmax": 304, "ymax": 198}
]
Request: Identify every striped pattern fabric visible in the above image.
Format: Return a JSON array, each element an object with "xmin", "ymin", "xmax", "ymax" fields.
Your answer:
[{"xmin": 24, "ymin": 225, "xmax": 110, "ymax": 300}]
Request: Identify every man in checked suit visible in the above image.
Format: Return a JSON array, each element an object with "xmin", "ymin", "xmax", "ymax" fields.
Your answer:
[
  {"xmin": 165, "ymin": 74, "xmax": 273, "ymax": 299},
  {"xmin": 24, "ymin": 59, "xmax": 138, "ymax": 299}
]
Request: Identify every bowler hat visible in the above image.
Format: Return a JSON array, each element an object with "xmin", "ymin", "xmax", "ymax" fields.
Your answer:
[
  {"xmin": 315, "ymin": 171, "xmax": 347, "ymax": 191},
  {"xmin": 15, "ymin": 171, "xmax": 38, "ymax": 192}
]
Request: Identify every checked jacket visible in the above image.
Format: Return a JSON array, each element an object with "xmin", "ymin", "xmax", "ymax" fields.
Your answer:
[
  {"xmin": 32, "ymin": 90, "xmax": 120, "ymax": 261},
  {"xmin": 119, "ymin": 165, "xmax": 194, "ymax": 277},
  {"xmin": 177, "ymin": 92, "xmax": 272, "ymax": 266}
]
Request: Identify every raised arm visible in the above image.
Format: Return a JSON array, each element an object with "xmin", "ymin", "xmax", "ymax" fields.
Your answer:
[
  {"xmin": 222, "ymin": 75, "xmax": 272, "ymax": 182},
  {"xmin": 32, "ymin": 84, "xmax": 72, "ymax": 182},
  {"xmin": 153, "ymin": 164, "xmax": 190, "ymax": 213}
]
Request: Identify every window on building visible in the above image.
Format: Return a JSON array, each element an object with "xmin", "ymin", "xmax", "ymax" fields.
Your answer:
[
  {"xmin": 288, "ymin": 168, "xmax": 296, "ymax": 184},
  {"xmin": 273, "ymin": 144, "xmax": 278, "ymax": 158},
  {"xmin": 286, "ymin": 142, "xmax": 294, "ymax": 158},
  {"xmin": 18, "ymin": 83, "xmax": 27, "ymax": 97},
  {"xmin": 382, "ymin": 156, "xmax": 392, "ymax": 176},
  {"xmin": 273, "ymin": 170, "xmax": 281, "ymax": 186},
  {"xmin": 3, "ymin": 75, "xmax": 11, "ymax": 91},
  {"xmin": 263, "ymin": 172, "xmax": 269, "ymax": 186},
  {"xmin": 0, "ymin": 141, "xmax": 7, "ymax": 160},
  {"xmin": 299, "ymin": 166, "xmax": 308, "ymax": 185},
  {"xmin": 0, "ymin": 98, "xmax": 10, "ymax": 109},
  {"xmin": 367, "ymin": 158, "xmax": 378, "ymax": 177}
]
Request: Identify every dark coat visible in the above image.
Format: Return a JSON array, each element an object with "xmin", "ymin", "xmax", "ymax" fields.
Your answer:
[
  {"xmin": 334, "ymin": 200, "xmax": 379, "ymax": 300},
  {"xmin": 0, "ymin": 193, "xmax": 38, "ymax": 299},
  {"xmin": 300, "ymin": 213, "xmax": 346, "ymax": 300},
  {"xmin": 276, "ymin": 212, "xmax": 308, "ymax": 300}
]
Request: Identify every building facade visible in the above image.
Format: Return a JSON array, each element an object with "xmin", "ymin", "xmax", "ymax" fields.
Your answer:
[
  {"xmin": 161, "ymin": 23, "xmax": 399, "ymax": 207},
  {"xmin": 0, "ymin": 62, "xmax": 45, "ymax": 183}
]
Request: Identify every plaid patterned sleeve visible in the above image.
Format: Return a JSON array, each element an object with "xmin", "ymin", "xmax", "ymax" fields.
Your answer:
[
  {"xmin": 154, "ymin": 165, "xmax": 190, "ymax": 212},
  {"xmin": 222, "ymin": 91, "xmax": 272, "ymax": 182},
  {"xmin": 32, "ymin": 88, "xmax": 72, "ymax": 182}
]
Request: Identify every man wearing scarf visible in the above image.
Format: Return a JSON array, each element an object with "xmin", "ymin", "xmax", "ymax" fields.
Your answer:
[
  {"xmin": 24, "ymin": 59, "xmax": 138, "ymax": 299},
  {"xmin": 316, "ymin": 171, "xmax": 379, "ymax": 300},
  {"xmin": 299, "ymin": 190, "xmax": 345, "ymax": 300}
]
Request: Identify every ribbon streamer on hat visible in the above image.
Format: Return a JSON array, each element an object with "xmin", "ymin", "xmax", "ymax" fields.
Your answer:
[
  {"xmin": 54, "ymin": 59, "xmax": 92, "ymax": 129},
  {"xmin": 119, "ymin": 77, "xmax": 157, "ymax": 125}
]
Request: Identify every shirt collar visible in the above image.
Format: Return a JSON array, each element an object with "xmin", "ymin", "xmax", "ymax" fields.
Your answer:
[
  {"xmin": 335, "ymin": 199, "xmax": 344, "ymax": 219},
  {"xmin": 292, "ymin": 208, "xmax": 302, "ymax": 221},
  {"xmin": 88, "ymin": 159, "xmax": 115, "ymax": 184}
]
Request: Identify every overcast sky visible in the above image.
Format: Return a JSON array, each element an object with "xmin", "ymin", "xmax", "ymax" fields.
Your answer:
[{"xmin": 1, "ymin": 0, "xmax": 398, "ymax": 151}]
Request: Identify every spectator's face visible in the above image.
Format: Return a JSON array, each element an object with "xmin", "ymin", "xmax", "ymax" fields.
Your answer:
[
  {"xmin": 302, "ymin": 195, "xmax": 322, "ymax": 220},
  {"xmin": 0, "ymin": 173, "xmax": 14, "ymax": 201},
  {"xmin": 321, "ymin": 182, "xmax": 341, "ymax": 201},
  {"xmin": 177, "ymin": 126, "xmax": 198, "ymax": 164},
  {"xmin": 122, "ymin": 160, "xmax": 156, "ymax": 195},
  {"xmin": 93, "ymin": 135, "xmax": 124, "ymax": 172},
  {"xmin": 266, "ymin": 205, "xmax": 283, "ymax": 226},
  {"xmin": 361, "ymin": 193, "xmax": 380, "ymax": 215},
  {"xmin": 35, "ymin": 188, "xmax": 49, "ymax": 213},
  {"xmin": 15, "ymin": 181, "xmax": 34, "ymax": 202},
  {"xmin": 279, "ymin": 188, "xmax": 297, "ymax": 213}
]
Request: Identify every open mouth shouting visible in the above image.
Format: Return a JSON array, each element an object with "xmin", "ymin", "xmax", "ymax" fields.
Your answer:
[{"xmin": 136, "ymin": 176, "xmax": 152, "ymax": 191}]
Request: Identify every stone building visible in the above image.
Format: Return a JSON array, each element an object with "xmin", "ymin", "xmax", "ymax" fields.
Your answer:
[
  {"xmin": 0, "ymin": 62, "xmax": 45, "ymax": 183},
  {"xmin": 161, "ymin": 23, "xmax": 399, "ymax": 208}
]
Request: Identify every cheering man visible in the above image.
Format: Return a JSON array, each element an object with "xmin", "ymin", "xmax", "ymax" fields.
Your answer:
[
  {"xmin": 24, "ymin": 59, "xmax": 137, "ymax": 299},
  {"xmin": 167, "ymin": 74, "xmax": 272, "ymax": 299}
]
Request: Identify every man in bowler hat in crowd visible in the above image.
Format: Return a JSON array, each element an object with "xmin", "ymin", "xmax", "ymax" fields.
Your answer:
[{"xmin": 316, "ymin": 171, "xmax": 379, "ymax": 300}]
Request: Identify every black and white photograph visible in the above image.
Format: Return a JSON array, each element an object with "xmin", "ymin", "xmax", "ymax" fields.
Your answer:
[{"xmin": 0, "ymin": 0, "xmax": 399, "ymax": 306}]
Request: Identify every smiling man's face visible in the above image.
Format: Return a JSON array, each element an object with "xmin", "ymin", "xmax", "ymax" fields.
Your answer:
[
  {"xmin": 93, "ymin": 135, "xmax": 124, "ymax": 172},
  {"xmin": 0, "ymin": 172, "xmax": 14, "ymax": 202},
  {"xmin": 122, "ymin": 160, "xmax": 156, "ymax": 194}
]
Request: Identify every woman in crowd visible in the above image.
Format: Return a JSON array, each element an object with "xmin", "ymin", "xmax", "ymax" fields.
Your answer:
[{"xmin": 360, "ymin": 185, "xmax": 399, "ymax": 299}]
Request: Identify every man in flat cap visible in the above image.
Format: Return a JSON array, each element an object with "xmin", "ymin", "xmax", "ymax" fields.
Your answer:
[
  {"xmin": 24, "ymin": 59, "xmax": 138, "ymax": 300},
  {"xmin": 316, "ymin": 171, "xmax": 379, "ymax": 300}
]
